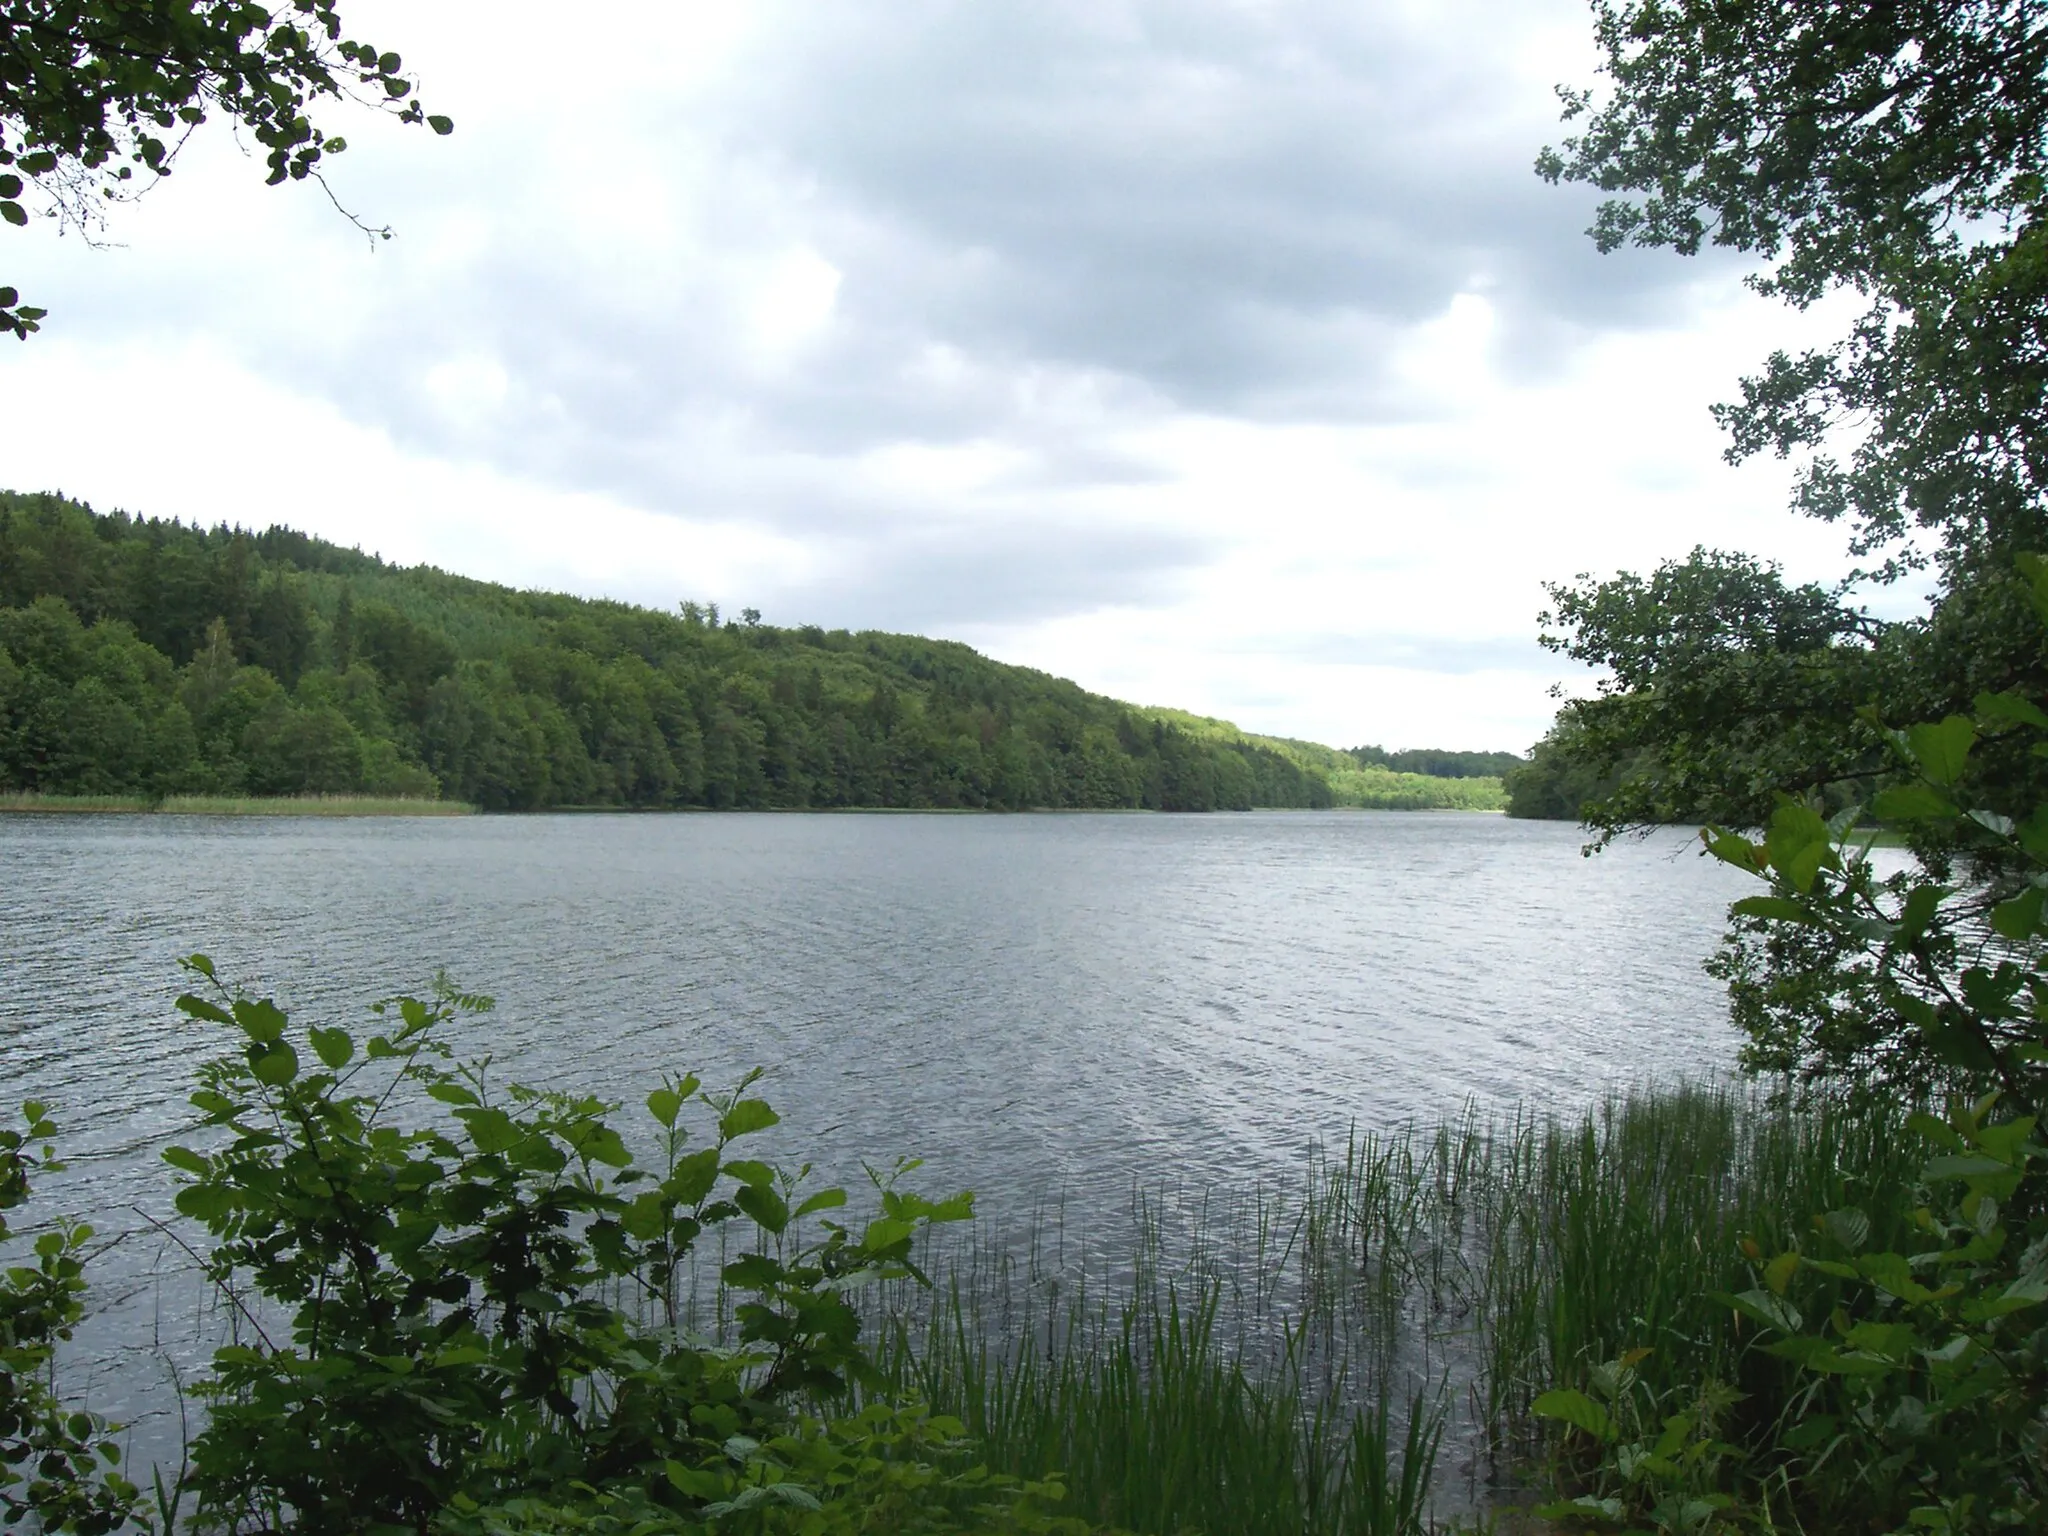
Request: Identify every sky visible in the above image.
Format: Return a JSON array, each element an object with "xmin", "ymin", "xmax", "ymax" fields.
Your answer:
[{"xmin": 0, "ymin": 0, "xmax": 1888, "ymax": 751}]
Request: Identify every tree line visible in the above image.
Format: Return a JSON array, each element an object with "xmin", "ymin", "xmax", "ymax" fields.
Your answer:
[{"xmin": 0, "ymin": 492, "xmax": 1365, "ymax": 813}]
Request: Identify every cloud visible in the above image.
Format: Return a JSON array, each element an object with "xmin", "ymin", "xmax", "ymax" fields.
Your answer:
[{"xmin": 0, "ymin": 0, "xmax": 1856, "ymax": 751}]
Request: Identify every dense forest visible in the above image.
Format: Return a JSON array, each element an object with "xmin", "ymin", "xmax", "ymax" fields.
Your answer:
[
  {"xmin": 1500, "ymin": 720, "xmax": 1629, "ymax": 821},
  {"xmin": 0, "ymin": 492, "xmax": 1507, "ymax": 813}
]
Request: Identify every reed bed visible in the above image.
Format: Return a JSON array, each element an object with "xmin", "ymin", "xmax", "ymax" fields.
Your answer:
[
  {"xmin": 0, "ymin": 792, "xmax": 473, "ymax": 815},
  {"xmin": 869, "ymin": 1080, "xmax": 1917, "ymax": 1531}
]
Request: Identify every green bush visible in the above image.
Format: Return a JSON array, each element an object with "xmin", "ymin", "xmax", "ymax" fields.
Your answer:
[
  {"xmin": 156, "ymin": 957, "xmax": 1040, "ymax": 1535},
  {"xmin": 0, "ymin": 1104, "xmax": 140, "ymax": 1534}
]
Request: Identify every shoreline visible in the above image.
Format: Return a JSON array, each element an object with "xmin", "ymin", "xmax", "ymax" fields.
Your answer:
[
  {"xmin": 0, "ymin": 793, "xmax": 476, "ymax": 817},
  {"xmin": 0, "ymin": 796, "xmax": 1506, "ymax": 818}
]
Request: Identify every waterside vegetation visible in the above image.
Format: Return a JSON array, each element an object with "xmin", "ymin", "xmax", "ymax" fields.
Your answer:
[
  {"xmin": 0, "ymin": 792, "xmax": 471, "ymax": 815},
  {"xmin": 2, "ymin": 970, "xmax": 2018, "ymax": 1536}
]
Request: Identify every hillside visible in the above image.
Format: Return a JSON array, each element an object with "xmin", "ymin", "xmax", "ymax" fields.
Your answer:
[
  {"xmin": 0, "ymin": 492, "xmax": 1505, "ymax": 813},
  {"xmin": 1134, "ymin": 709, "xmax": 1507, "ymax": 811}
]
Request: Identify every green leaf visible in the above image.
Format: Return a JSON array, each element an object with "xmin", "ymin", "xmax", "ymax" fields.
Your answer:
[
  {"xmin": 1762, "ymin": 1336, "xmax": 1893, "ymax": 1375},
  {"xmin": 1, "ymin": 202, "xmax": 26, "ymax": 228},
  {"xmin": 1782, "ymin": 1413, "xmax": 1838, "ymax": 1450},
  {"xmin": 230, "ymin": 997, "xmax": 288, "ymax": 1043},
  {"xmin": 735, "ymin": 1183, "xmax": 789, "ymax": 1234},
  {"xmin": 719, "ymin": 1098, "xmax": 780, "ymax": 1140},
  {"xmin": 572, "ymin": 1123, "xmax": 632, "ymax": 1168},
  {"xmin": 1925, "ymin": 1154, "xmax": 2012, "ymax": 1179},
  {"xmin": 456, "ymin": 1106, "xmax": 520, "ymax": 1154},
  {"xmin": 667, "ymin": 1147, "xmax": 721, "ymax": 1204},
  {"xmin": 1906, "ymin": 716, "xmax": 1976, "ymax": 786},
  {"xmin": 426, "ymin": 1081, "xmax": 479, "ymax": 1107},
  {"xmin": 1906, "ymin": 1111, "xmax": 1966, "ymax": 1152},
  {"xmin": 1531, "ymin": 1388, "xmax": 1617, "ymax": 1443},
  {"xmin": 428, "ymin": 115, "xmax": 454, "ymax": 135},
  {"xmin": 174, "ymin": 1185, "xmax": 235, "ymax": 1223},
  {"xmin": 721, "ymin": 1158, "xmax": 776, "ymax": 1189},
  {"xmin": 1822, "ymin": 1208, "xmax": 1870, "ymax": 1253},
  {"xmin": 1702, "ymin": 829, "xmax": 1762, "ymax": 872},
  {"xmin": 1709, "ymin": 1287, "xmax": 1801, "ymax": 1333},
  {"xmin": 647, "ymin": 1088, "xmax": 683, "ymax": 1128},
  {"xmin": 161, "ymin": 1146, "xmax": 208, "ymax": 1175},
  {"xmin": 1765, "ymin": 802, "xmax": 1835, "ymax": 891},
  {"xmin": 1731, "ymin": 895, "xmax": 1817, "ymax": 924},
  {"xmin": 1994, "ymin": 886, "xmax": 2046, "ymax": 940},
  {"xmin": 0, "ymin": 175, "xmax": 21, "ymax": 199},
  {"xmin": 175, "ymin": 993, "xmax": 234, "ymax": 1025},
  {"xmin": 248, "ymin": 1039, "xmax": 299, "ymax": 1086},
  {"xmin": 1765, "ymin": 1249, "xmax": 1802, "ymax": 1295},
  {"xmin": 667, "ymin": 1461, "xmax": 728, "ymax": 1500},
  {"xmin": 722, "ymin": 1252, "xmax": 784, "ymax": 1289},
  {"xmin": 1976, "ymin": 690, "xmax": 2048, "ymax": 731},
  {"xmin": 1872, "ymin": 783, "xmax": 1957, "ymax": 822},
  {"xmin": 793, "ymin": 1187, "xmax": 848, "ymax": 1218},
  {"xmin": 308, "ymin": 1026, "xmax": 354, "ymax": 1069}
]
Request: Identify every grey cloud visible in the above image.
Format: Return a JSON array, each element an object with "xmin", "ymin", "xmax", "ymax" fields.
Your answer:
[
  {"xmin": 9, "ymin": 0, "xmax": 1749, "ymax": 645},
  {"xmin": 765, "ymin": 517, "xmax": 1218, "ymax": 632},
  {"xmin": 33, "ymin": 0, "xmax": 1726, "ymax": 456},
  {"xmin": 1242, "ymin": 632, "xmax": 1557, "ymax": 675}
]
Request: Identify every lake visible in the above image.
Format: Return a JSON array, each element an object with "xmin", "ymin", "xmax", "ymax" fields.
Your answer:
[{"xmin": 1, "ymin": 808, "xmax": 1754, "ymax": 1439}]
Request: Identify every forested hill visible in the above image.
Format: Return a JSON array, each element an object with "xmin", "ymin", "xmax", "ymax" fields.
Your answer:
[{"xmin": 0, "ymin": 493, "xmax": 1505, "ymax": 812}]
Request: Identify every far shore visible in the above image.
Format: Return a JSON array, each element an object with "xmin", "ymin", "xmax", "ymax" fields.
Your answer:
[
  {"xmin": 0, "ymin": 796, "xmax": 1513, "ymax": 819},
  {"xmin": 0, "ymin": 793, "xmax": 476, "ymax": 817}
]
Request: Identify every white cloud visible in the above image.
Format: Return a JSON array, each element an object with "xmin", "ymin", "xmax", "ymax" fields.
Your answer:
[{"xmin": 0, "ymin": 0, "xmax": 1877, "ymax": 750}]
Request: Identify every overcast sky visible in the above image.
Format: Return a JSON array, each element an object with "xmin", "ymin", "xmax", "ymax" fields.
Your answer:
[{"xmin": 0, "ymin": 0, "xmax": 1882, "ymax": 750}]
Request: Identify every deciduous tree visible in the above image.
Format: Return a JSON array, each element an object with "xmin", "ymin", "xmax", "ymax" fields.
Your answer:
[{"xmin": 1, "ymin": 0, "xmax": 450, "ymax": 337}]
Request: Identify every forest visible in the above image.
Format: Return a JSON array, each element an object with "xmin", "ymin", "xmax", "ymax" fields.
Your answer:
[{"xmin": 0, "ymin": 492, "xmax": 1503, "ymax": 814}]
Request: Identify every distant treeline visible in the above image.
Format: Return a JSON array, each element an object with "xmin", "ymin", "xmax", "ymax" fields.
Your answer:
[
  {"xmin": 1345, "ymin": 744, "xmax": 1524, "ymax": 780},
  {"xmin": 0, "ymin": 493, "xmax": 1496, "ymax": 813}
]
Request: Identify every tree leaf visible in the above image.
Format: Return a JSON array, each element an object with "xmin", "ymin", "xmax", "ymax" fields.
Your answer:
[
  {"xmin": 230, "ymin": 997, "xmax": 288, "ymax": 1043},
  {"xmin": 735, "ymin": 1183, "xmax": 789, "ymax": 1234},
  {"xmin": 1872, "ymin": 783, "xmax": 1956, "ymax": 822},
  {"xmin": 719, "ymin": 1098, "xmax": 779, "ymax": 1140},
  {"xmin": 1906, "ymin": 716, "xmax": 1976, "ymax": 786},
  {"xmin": 646, "ymin": 1087, "xmax": 683, "ymax": 1128},
  {"xmin": 1530, "ymin": 1388, "xmax": 1617, "ymax": 1443},
  {"xmin": 308, "ymin": 1026, "xmax": 353, "ymax": 1069},
  {"xmin": 1975, "ymin": 690, "xmax": 2048, "ymax": 731},
  {"xmin": 248, "ymin": 1039, "xmax": 299, "ymax": 1086}
]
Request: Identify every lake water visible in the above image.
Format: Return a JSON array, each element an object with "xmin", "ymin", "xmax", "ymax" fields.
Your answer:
[{"xmin": 1, "ymin": 809, "xmax": 1755, "ymax": 1442}]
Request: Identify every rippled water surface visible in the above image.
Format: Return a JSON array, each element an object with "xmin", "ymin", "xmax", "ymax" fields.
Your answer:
[
  {"xmin": 3, "ymin": 809, "xmax": 1752, "ymax": 1438},
  {"xmin": 5, "ymin": 811, "xmax": 1752, "ymax": 1198}
]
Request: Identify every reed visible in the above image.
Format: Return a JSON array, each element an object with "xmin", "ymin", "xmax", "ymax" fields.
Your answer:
[
  {"xmin": 153, "ymin": 794, "xmax": 473, "ymax": 816},
  {"xmin": 872, "ymin": 1080, "xmax": 1916, "ymax": 1530},
  {"xmin": 0, "ymin": 792, "xmax": 474, "ymax": 815},
  {"xmin": 0, "ymin": 791, "xmax": 158, "ymax": 812}
]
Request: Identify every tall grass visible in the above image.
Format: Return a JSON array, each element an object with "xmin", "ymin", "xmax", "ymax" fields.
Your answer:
[{"xmin": 869, "ymin": 1081, "xmax": 1916, "ymax": 1530}]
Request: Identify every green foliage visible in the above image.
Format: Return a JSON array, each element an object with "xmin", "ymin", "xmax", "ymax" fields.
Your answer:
[
  {"xmin": 1528, "ymin": 589, "xmax": 2048, "ymax": 1533},
  {"xmin": 0, "ymin": 491, "xmax": 1445, "ymax": 814},
  {"xmin": 1541, "ymin": 1, "xmax": 2048, "ymax": 569},
  {"xmin": 1347, "ymin": 745, "xmax": 1523, "ymax": 780},
  {"xmin": 0, "ymin": 1103, "xmax": 140, "ymax": 1533},
  {"xmin": 1133, "ymin": 708, "xmax": 1505, "ymax": 809},
  {"xmin": 1712, "ymin": 1097, "xmax": 2046, "ymax": 1534},
  {"xmin": 2, "ymin": 1, "xmax": 451, "ymax": 337},
  {"xmin": 1696, "ymin": 560, "xmax": 2048, "ymax": 1104},
  {"xmin": 1532, "ymin": 1353, "xmax": 1744, "ymax": 1536},
  {"xmin": 1532, "ymin": 4, "xmax": 2048, "ymax": 839},
  {"xmin": 1534, "ymin": 1100, "xmax": 2048, "ymax": 1536},
  {"xmin": 161, "ymin": 956, "xmax": 981, "ymax": 1534},
  {"xmin": 1502, "ymin": 715, "xmax": 1630, "ymax": 822}
]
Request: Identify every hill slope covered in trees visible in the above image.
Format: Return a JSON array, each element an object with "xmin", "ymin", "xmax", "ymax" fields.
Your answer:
[{"xmin": 0, "ymin": 492, "xmax": 1505, "ymax": 813}]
